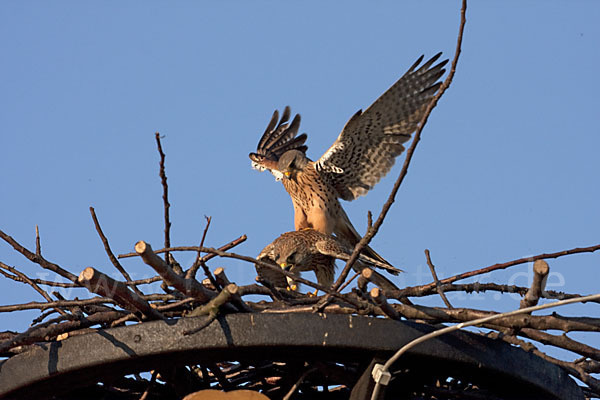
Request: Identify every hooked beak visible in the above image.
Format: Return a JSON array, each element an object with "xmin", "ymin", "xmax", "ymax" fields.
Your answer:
[
  {"xmin": 283, "ymin": 171, "xmax": 291, "ymax": 179},
  {"xmin": 280, "ymin": 262, "xmax": 291, "ymax": 271}
]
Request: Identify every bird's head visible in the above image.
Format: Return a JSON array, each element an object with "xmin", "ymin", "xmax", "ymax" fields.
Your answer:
[
  {"xmin": 276, "ymin": 248, "xmax": 300, "ymax": 271},
  {"xmin": 275, "ymin": 248, "xmax": 303, "ymax": 291},
  {"xmin": 277, "ymin": 150, "xmax": 309, "ymax": 179}
]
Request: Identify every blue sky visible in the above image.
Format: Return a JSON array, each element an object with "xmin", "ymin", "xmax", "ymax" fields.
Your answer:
[{"xmin": 1, "ymin": 0, "xmax": 599, "ymax": 362}]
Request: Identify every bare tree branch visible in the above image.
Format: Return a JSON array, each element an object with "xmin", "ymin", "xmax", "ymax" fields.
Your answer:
[
  {"xmin": 78, "ymin": 267, "xmax": 164, "ymax": 320},
  {"xmin": 0, "ymin": 228, "xmax": 78, "ymax": 282},
  {"xmin": 155, "ymin": 132, "xmax": 172, "ymax": 262},
  {"xmin": 425, "ymin": 249, "xmax": 453, "ymax": 309},
  {"xmin": 90, "ymin": 206, "xmax": 144, "ymax": 296}
]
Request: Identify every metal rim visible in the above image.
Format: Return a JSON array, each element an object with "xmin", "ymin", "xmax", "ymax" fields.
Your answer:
[{"xmin": 0, "ymin": 313, "xmax": 582, "ymax": 399}]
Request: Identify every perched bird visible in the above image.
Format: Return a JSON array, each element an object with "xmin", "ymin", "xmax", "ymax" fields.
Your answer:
[
  {"xmin": 250, "ymin": 53, "xmax": 447, "ymax": 266},
  {"xmin": 255, "ymin": 229, "xmax": 401, "ymax": 293}
]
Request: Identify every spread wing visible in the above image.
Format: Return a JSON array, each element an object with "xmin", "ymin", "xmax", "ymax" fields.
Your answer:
[
  {"xmin": 249, "ymin": 106, "xmax": 308, "ymax": 180},
  {"xmin": 315, "ymin": 53, "xmax": 448, "ymax": 201}
]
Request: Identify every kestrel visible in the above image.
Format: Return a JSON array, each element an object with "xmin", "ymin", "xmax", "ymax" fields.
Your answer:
[
  {"xmin": 255, "ymin": 229, "xmax": 401, "ymax": 292},
  {"xmin": 250, "ymin": 53, "xmax": 447, "ymax": 266}
]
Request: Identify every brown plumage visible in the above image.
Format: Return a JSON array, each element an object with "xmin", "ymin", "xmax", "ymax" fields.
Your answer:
[
  {"xmin": 255, "ymin": 229, "xmax": 401, "ymax": 292},
  {"xmin": 250, "ymin": 54, "xmax": 447, "ymax": 268}
]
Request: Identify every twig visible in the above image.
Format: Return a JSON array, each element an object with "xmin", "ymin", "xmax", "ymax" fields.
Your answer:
[
  {"xmin": 489, "ymin": 331, "xmax": 600, "ymax": 394},
  {"xmin": 156, "ymin": 297, "xmax": 197, "ymax": 312},
  {"xmin": 518, "ymin": 328, "xmax": 600, "ymax": 361},
  {"xmin": 411, "ymin": 242, "xmax": 600, "ymax": 294},
  {"xmin": 186, "ymin": 216, "xmax": 217, "ymax": 283},
  {"xmin": 0, "ymin": 293, "xmax": 178, "ymax": 313},
  {"xmin": 183, "ymin": 284, "xmax": 238, "ymax": 335},
  {"xmin": 520, "ymin": 259, "xmax": 549, "ymax": 309},
  {"xmin": 425, "ymin": 249, "xmax": 453, "ymax": 309},
  {"xmin": 78, "ymin": 267, "xmax": 164, "ymax": 320},
  {"xmin": 135, "ymin": 241, "xmax": 214, "ymax": 302},
  {"xmin": 0, "ymin": 228, "xmax": 78, "ymax": 282},
  {"xmin": 118, "ymin": 234, "xmax": 247, "ymax": 259},
  {"xmin": 390, "ymin": 303, "xmax": 600, "ymax": 332},
  {"xmin": 0, "ymin": 271, "xmax": 79, "ymax": 288},
  {"xmin": 0, "ymin": 262, "xmax": 69, "ymax": 317},
  {"xmin": 30, "ymin": 309, "xmax": 59, "ymax": 326},
  {"xmin": 35, "ymin": 225, "xmax": 41, "ymax": 256},
  {"xmin": 110, "ymin": 313, "xmax": 139, "ymax": 327},
  {"xmin": 155, "ymin": 132, "xmax": 171, "ymax": 262},
  {"xmin": 0, "ymin": 310, "xmax": 126, "ymax": 354},
  {"xmin": 126, "ymin": 276, "xmax": 163, "ymax": 286},
  {"xmin": 282, "ymin": 367, "xmax": 318, "ymax": 400},
  {"xmin": 394, "ymin": 281, "xmax": 600, "ymax": 305},
  {"xmin": 338, "ymin": 271, "xmax": 361, "ymax": 293},
  {"xmin": 90, "ymin": 207, "xmax": 144, "ymax": 296}
]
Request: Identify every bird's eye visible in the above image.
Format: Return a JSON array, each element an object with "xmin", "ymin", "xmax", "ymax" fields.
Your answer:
[{"xmin": 286, "ymin": 251, "xmax": 297, "ymax": 263}]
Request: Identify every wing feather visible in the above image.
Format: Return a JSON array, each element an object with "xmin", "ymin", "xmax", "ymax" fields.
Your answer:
[
  {"xmin": 315, "ymin": 53, "xmax": 448, "ymax": 200},
  {"xmin": 249, "ymin": 107, "xmax": 308, "ymax": 177}
]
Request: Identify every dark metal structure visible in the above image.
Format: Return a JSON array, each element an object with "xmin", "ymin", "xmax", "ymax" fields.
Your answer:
[{"xmin": 0, "ymin": 314, "xmax": 583, "ymax": 399}]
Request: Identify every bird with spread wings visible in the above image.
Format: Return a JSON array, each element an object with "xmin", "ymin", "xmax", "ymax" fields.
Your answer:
[{"xmin": 250, "ymin": 53, "xmax": 447, "ymax": 269}]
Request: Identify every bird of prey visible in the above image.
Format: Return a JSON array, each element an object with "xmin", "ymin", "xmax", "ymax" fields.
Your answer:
[
  {"xmin": 249, "ymin": 53, "xmax": 447, "ymax": 266},
  {"xmin": 255, "ymin": 229, "xmax": 401, "ymax": 293}
]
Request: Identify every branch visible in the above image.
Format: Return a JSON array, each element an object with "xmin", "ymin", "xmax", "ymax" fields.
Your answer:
[
  {"xmin": 490, "ymin": 331, "xmax": 600, "ymax": 394},
  {"xmin": 183, "ymin": 284, "xmax": 240, "ymax": 335},
  {"xmin": 520, "ymin": 260, "xmax": 549, "ymax": 309},
  {"xmin": 0, "ymin": 294, "xmax": 178, "ymax": 313},
  {"xmin": 370, "ymin": 287, "xmax": 400, "ymax": 320},
  {"xmin": 155, "ymin": 132, "xmax": 171, "ymax": 261},
  {"xmin": 78, "ymin": 267, "xmax": 164, "ymax": 320},
  {"xmin": 35, "ymin": 225, "xmax": 41, "ymax": 256},
  {"xmin": 89, "ymin": 207, "xmax": 144, "ymax": 296},
  {"xmin": 135, "ymin": 241, "xmax": 214, "ymax": 303},
  {"xmin": 0, "ymin": 262, "xmax": 69, "ymax": 317},
  {"xmin": 518, "ymin": 328, "xmax": 600, "ymax": 361},
  {"xmin": 0, "ymin": 228, "xmax": 78, "ymax": 282},
  {"xmin": 0, "ymin": 310, "xmax": 126, "ymax": 354},
  {"xmin": 410, "ymin": 242, "xmax": 600, "ymax": 294},
  {"xmin": 118, "ymin": 234, "xmax": 247, "ymax": 260},
  {"xmin": 425, "ymin": 249, "xmax": 453, "ymax": 308},
  {"xmin": 334, "ymin": 8, "xmax": 465, "ymax": 295},
  {"xmin": 390, "ymin": 303, "xmax": 600, "ymax": 332},
  {"xmin": 185, "ymin": 216, "xmax": 215, "ymax": 281}
]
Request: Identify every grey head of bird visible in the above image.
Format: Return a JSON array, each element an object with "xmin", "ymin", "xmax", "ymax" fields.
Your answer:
[
  {"xmin": 277, "ymin": 150, "xmax": 309, "ymax": 179},
  {"xmin": 274, "ymin": 245, "xmax": 308, "ymax": 272},
  {"xmin": 274, "ymin": 245, "xmax": 308, "ymax": 290}
]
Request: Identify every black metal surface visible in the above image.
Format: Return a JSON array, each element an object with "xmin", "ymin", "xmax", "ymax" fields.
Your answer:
[{"xmin": 0, "ymin": 313, "xmax": 583, "ymax": 399}]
